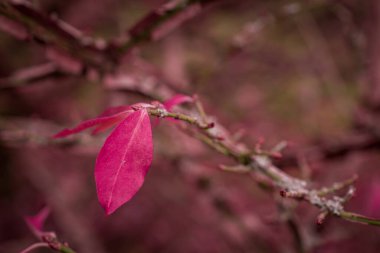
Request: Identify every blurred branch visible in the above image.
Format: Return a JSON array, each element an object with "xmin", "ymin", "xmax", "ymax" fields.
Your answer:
[
  {"xmin": 0, "ymin": 0, "xmax": 111, "ymax": 72},
  {"xmin": 116, "ymin": 0, "xmax": 219, "ymax": 53},
  {"xmin": 316, "ymin": 175, "xmax": 358, "ymax": 196},
  {"xmin": 294, "ymin": 4, "xmax": 346, "ymax": 88},
  {"xmin": 364, "ymin": 0, "xmax": 380, "ymax": 110},
  {"xmin": 276, "ymin": 201, "xmax": 306, "ymax": 253},
  {"xmin": 0, "ymin": 0, "xmax": 219, "ymax": 76},
  {"xmin": 285, "ymin": 216, "xmax": 305, "ymax": 253},
  {"xmin": 340, "ymin": 211, "xmax": 380, "ymax": 226},
  {"xmin": 20, "ymin": 242, "xmax": 49, "ymax": 253},
  {"xmin": 191, "ymin": 170, "xmax": 278, "ymax": 252},
  {"xmin": 0, "ymin": 62, "xmax": 64, "ymax": 90},
  {"xmin": 39, "ymin": 233, "xmax": 76, "ymax": 253},
  {"xmin": 20, "ymin": 233, "xmax": 76, "ymax": 253},
  {"xmin": 276, "ymin": 132, "xmax": 380, "ymax": 168},
  {"xmin": 0, "ymin": 118, "xmax": 86, "ymax": 148}
]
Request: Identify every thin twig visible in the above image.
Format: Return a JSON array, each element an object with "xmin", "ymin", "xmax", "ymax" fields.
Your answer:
[
  {"xmin": 146, "ymin": 105, "xmax": 380, "ymax": 227},
  {"xmin": 316, "ymin": 175, "xmax": 358, "ymax": 196},
  {"xmin": 0, "ymin": 63, "xmax": 64, "ymax": 90},
  {"xmin": 20, "ymin": 242, "xmax": 49, "ymax": 253}
]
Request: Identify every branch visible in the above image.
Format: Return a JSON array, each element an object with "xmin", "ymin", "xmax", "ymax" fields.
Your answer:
[
  {"xmin": 276, "ymin": 132, "xmax": 380, "ymax": 168},
  {"xmin": 277, "ymin": 201, "xmax": 306, "ymax": 253},
  {"xmin": 0, "ymin": 0, "xmax": 111, "ymax": 72},
  {"xmin": 39, "ymin": 232, "xmax": 76, "ymax": 253},
  {"xmin": 0, "ymin": 62, "xmax": 64, "ymax": 90},
  {"xmin": 145, "ymin": 106, "xmax": 380, "ymax": 227},
  {"xmin": 116, "ymin": 0, "xmax": 218, "ymax": 53},
  {"xmin": 0, "ymin": 0, "xmax": 219, "ymax": 75},
  {"xmin": 20, "ymin": 242, "xmax": 49, "ymax": 253},
  {"xmin": 20, "ymin": 233, "xmax": 76, "ymax": 253},
  {"xmin": 2, "ymin": 102, "xmax": 379, "ymax": 228}
]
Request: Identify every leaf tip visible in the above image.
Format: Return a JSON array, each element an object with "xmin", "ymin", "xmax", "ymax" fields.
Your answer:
[{"xmin": 101, "ymin": 203, "xmax": 115, "ymax": 216}]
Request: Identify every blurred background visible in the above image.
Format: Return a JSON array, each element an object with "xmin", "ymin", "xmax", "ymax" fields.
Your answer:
[{"xmin": 1, "ymin": 0, "xmax": 380, "ymax": 252}]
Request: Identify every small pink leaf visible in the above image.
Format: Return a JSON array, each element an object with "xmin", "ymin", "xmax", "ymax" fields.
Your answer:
[
  {"xmin": 91, "ymin": 104, "xmax": 153, "ymax": 134},
  {"xmin": 91, "ymin": 116, "xmax": 126, "ymax": 135},
  {"xmin": 24, "ymin": 207, "xmax": 50, "ymax": 238},
  {"xmin": 95, "ymin": 109, "xmax": 153, "ymax": 215},
  {"xmin": 163, "ymin": 94, "xmax": 193, "ymax": 111},
  {"xmin": 97, "ymin": 105, "xmax": 132, "ymax": 117},
  {"xmin": 53, "ymin": 110, "xmax": 131, "ymax": 138}
]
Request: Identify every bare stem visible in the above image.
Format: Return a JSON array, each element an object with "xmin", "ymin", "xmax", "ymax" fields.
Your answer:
[
  {"xmin": 20, "ymin": 242, "xmax": 49, "ymax": 253},
  {"xmin": 147, "ymin": 107, "xmax": 380, "ymax": 227}
]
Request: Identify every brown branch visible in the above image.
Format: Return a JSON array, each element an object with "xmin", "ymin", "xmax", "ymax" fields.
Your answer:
[
  {"xmin": 116, "ymin": 0, "xmax": 218, "ymax": 53},
  {"xmin": 145, "ymin": 106, "xmax": 380, "ymax": 227},
  {"xmin": 276, "ymin": 132, "xmax": 380, "ymax": 168},
  {"xmin": 1, "ymin": 0, "xmax": 378, "ymax": 230},
  {"xmin": 276, "ymin": 201, "xmax": 306, "ymax": 253},
  {"xmin": 0, "ymin": 0, "xmax": 219, "ymax": 76},
  {"xmin": 2, "ymin": 101, "xmax": 380, "ymax": 227},
  {"xmin": 0, "ymin": 62, "xmax": 64, "ymax": 89},
  {"xmin": 364, "ymin": 0, "xmax": 380, "ymax": 111},
  {"xmin": 0, "ymin": 0, "xmax": 112, "ymax": 72},
  {"xmin": 39, "ymin": 232, "xmax": 76, "ymax": 253}
]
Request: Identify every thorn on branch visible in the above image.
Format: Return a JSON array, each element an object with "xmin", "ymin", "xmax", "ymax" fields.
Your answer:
[
  {"xmin": 204, "ymin": 122, "xmax": 215, "ymax": 129},
  {"xmin": 316, "ymin": 174, "xmax": 358, "ymax": 196}
]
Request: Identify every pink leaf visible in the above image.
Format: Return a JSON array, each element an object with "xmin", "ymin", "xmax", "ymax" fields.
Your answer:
[
  {"xmin": 163, "ymin": 94, "xmax": 193, "ymax": 111},
  {"xmin": 53, "ymin": 110, "xmax": 131, "ymax": 138},
  {"xmin": 95, "ymin": 109, "xmax": 153, "ymax": 215},
  {"xmin": 91, "ymin": 115, "xmax": 127, "ymax": 135},
  {"xmin": 90, "ymin": 104, "xmax": 153, "ymax": 134},
  {"xmin": 97, "ymin": 105, "xmax": 132, "ymax": 117},
  {"xmin": 24, "ymin": 207, "xmax": 50, "ymax": 238}
]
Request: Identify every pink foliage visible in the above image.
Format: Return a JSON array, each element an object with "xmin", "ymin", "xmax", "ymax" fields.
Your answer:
[
  {"xmin": 95, "ymin": 109, "xmax": 153, "ymax": 215},
  {"xmin": 163, "ymin": 94, "xmax": 193, "ymax": 111},
  {"xmin": 24, "ymin": 207, "xmax": 50, "ymax": 238},
  {"xmin": 54, "ymin": 105, "xmax": 155, "ymax": 214},
  {"xmin": 53, "ymin": 102, "xmax": 159, "ymax": 214},
  {"xmin": 97, "ymin": 105, "xmax": 132, "ymax": 117},
  {"xmin": 53, "ymin": 110, "xmax": 131, "ymax": 138}
]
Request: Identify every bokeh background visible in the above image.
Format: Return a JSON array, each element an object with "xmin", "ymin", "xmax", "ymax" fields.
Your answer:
[{"xmin": 1, "ymin": 0, "xmax": 380, "ymax": 252}]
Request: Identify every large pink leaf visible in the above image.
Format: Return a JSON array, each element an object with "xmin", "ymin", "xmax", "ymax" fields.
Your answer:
[
  {"xmin": 53, "ymin": 110, "xmax": 131, "ymax": 138},
  {"xmin": 95, "ymin": 109, "xmax": 153, "ymax": 215}
]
